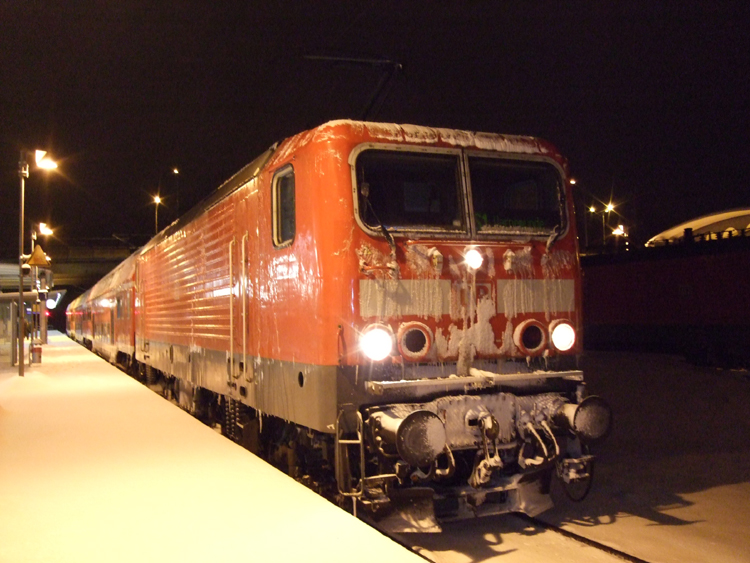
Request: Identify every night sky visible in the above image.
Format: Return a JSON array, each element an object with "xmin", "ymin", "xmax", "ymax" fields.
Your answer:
[{"xmin": 2, "ymin": 1, "xmax": 749, "ymax": 260}]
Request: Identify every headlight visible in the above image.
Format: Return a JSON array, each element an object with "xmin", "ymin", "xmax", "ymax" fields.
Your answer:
[
  {"xmin": 464, "ymin": 248, "xmax": 483, "ymax": 270},
  {"xmin": 360, "ymin": 325, "xmax": 394, "ymax": 361},
  {"xmin": 550, "ymin": 320, "xmax": 576, "ymax": 352}
]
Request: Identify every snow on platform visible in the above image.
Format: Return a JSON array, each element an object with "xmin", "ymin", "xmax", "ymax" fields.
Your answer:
[{"xmin": 0, "ymin": 333, "xmax": 422, "ymax": 563}]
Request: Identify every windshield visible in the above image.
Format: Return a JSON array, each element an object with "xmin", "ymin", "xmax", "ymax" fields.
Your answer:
[
  {"xmin": 355, "ymin": 150, "xmax": 465, "ymax": 232},
  {"xmin": 468, "ymin": 156, "xmax": 562, "ymax": 235},
  {"xmin": 354, "ymin": 148, "xmax": 563, "ymax": 237}
]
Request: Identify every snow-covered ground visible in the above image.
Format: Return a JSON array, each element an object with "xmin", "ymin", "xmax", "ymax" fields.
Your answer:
[
  {"xmin": 542, "ymin": 351, "xmax": 750, "ymax": 563},
  {"xmin": 402, "ymin": 351, "xmax": 750, "ymax": 563},
  {"xmin": 0, "ymin": 333, "xmax": 422, "ymax": 563},
  {"xmin": 4, "ymin": 334, "xmax": 748, "ymax": 563}
]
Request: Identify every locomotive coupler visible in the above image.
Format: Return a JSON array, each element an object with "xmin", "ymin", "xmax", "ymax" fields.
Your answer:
[
  {"xmin": 410, "ymin": 445, "xmax": 456, "ymax": 484},
  {"xmin": 556, "ymin": 454, "xmax": 594, "ymax": 484},
  {"xmin": 468, "ymin": 413, "xmax": 503, "ymax": 488},
  {"xmin": 517, "ymin": 421, "xmax": 560, "ymax": 470}
]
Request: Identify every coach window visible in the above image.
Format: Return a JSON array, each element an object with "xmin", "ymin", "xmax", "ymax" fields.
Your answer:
[{"xmin": 272, "ymin": 165, "xmax": 296, "ymax": 248}]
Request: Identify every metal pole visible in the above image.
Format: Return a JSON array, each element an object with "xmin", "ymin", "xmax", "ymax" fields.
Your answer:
[
  {"xmin": 40, "ymin": 298, "xmax": 47, "ymax": 344},
  {"xmin": 174, "ymin": 170, "xmax": 180, "ymax": 217},
  {"xmin": 18, "ymin": 152, "xmax": 28, "ymax": 377},
  {"xmin": 584, "ymin": 211, "xmax": 589, "ymax": 250},
  {"xmin": 10, "ymin": 301, "xmax": 17, "ymax": 367},
  {"xmin": 31, "ymin": 232, "xmax": 37, "ymax": 344},
  {"xmin": 155, "ymin": 202, "xmax": 159, "ymax": 234}
]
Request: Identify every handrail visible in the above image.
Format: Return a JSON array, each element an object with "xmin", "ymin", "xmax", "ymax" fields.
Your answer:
[
  {"xmin": 228, "ymin": 237, "xmax": 235, "ymax": 381},
  {"xmin": 242, "ymin": 232, "xmax": 250, "ymax": 382}
]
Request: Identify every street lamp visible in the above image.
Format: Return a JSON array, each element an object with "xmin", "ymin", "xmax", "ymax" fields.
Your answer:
[
  {"xmin": 157, "ymin": 167, "xmax": 180, "ymax": 220},
  {"xmin": 612, "ymin": 224, "xmax": 628, "ymax": 252},
  {"xmin": 31, "ymin": 223, "xmax": 54, "ymax": 344},
  {"xmin": 39, "ymin": 222, "xmax": 53, "ymax": 236},
  {"xmin": 603, "ymin": 203, "xmax": 615, "ymax": 244},
  {"xmin": 153, "ymin": 195, "xmax": 161, "ymax": 234},
  {"xmin": 30, "ymin": 223, "xmax": 53, "ymax": 291},
  {"xmin": 585, "ymin": 205, "xmax": 596, "ymax": 249},
  {"xmin": 172, "ymin": 168, "xmax": 180, "ymax": 216},
  {"xmin": 18, "ymin": 150, "xmax": 57, "ymax": 376}
]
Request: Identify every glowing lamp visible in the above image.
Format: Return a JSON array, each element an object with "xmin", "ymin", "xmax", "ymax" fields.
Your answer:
[
  {"xmin": 550, "ymin": 321, "xmax": 576, "ymax": 352},
  {"xmin": 464, "ymin": 248, "xmax": 483, "ymax": 270},
  {"xmin": 360, "ymin": 325, "xmax": 393, "ymax": 361}
]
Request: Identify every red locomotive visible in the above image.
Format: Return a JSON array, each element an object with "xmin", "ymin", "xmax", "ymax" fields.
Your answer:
[{"xmin": 67, "ymin": 120, "xmax": 610, "ymax": 531}]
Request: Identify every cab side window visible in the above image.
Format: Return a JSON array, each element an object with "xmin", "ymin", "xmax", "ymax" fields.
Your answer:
[{"xmin": 272, "ymin": 165, "xmax": 295, "ymax": 248}]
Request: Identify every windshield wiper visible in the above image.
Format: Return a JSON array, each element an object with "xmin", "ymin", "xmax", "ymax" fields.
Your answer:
[{"xmin": 361, "ymin": 183, "xmax": 398, "ymax": 277}]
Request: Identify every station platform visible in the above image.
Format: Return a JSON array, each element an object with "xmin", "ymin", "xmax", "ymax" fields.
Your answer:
[{"xmin": 0, "ymin": 332, "xmax": 422, "ymax": 562}]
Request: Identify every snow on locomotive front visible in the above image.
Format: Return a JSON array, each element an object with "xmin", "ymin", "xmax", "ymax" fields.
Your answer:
[{"xmin": 319, "ymin": 121, "xmax": 611, "ymax": 532}]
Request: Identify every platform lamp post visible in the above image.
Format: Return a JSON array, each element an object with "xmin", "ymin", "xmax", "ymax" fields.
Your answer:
[
  {"xmin": 603, "ymin": 203, "xmax": 615, "ymax": 245},
  {"xmin": 586, "ymin": 205, "xmax": 596, "ymax": 250},
  {"xmin": 32, "ymin": 223, "xmax": 54, "ymax": 344},
  {"xmin": 18, "ymin": 150, "xmax": 57, "ymax": 377},
  {"xmin": 157, "ymin": 167, "xmax": 180, "ymax": 220},
  {"xmin": 612, "ymin": 224, "xmax": 627, "ymax": 252},
  {"xmin": 171, "ymin": 168, "xmax": 180, "ymax": 216},
  {"xmin": 153, "ymin": 195, "xmax": 161, "ymax": 234}
]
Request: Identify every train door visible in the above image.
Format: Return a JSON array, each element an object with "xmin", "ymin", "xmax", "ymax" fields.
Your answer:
[
  {"xmin": 127, "ymin": 288, "xmax": 135, "ymax": 353},
  {"xmin": 109, "ymin": 307, "xmax": 114, "ymax": 345},
  {"xmin": 226, "ymin": 185, "xmax": 257, "ymax": 407},
  {"xmin": 241, "ymin": 186, "xmax": 257, "ymax": 391},
  {"xmin": 135, "ymin": 258, "xmax": 147, "ymax": 360},
  {"xmin": 245, "ymin": 178, "xmax": 262, "ymax": 406}
]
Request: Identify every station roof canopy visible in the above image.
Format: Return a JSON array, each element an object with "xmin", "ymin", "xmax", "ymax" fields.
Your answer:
[{"xmin": 646, "ymin": 208, "xmax": 750, "ymax": 247}]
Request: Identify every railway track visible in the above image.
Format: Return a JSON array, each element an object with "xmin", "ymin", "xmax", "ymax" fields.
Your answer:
[
  {"xmin": 515, "ymin": 514, "xmax": 651, "ymax": 563},
  {"xmin": 386, "ymin": 512, "xmax": 654, "ymax": 563},
  {"xmin": 144, "ymin": 374, "xmax": 642, "ymax": 563}
]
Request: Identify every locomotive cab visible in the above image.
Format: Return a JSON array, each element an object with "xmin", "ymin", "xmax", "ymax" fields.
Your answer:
[{"xmin": 321, "ymin": 122, "xmax": 611, "ymax": 531}]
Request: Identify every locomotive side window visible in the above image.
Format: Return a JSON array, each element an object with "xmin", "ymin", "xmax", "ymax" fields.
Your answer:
[
  {"xmin": 355, "ymin": 150, "xmax": 464, "ymax": 233},
  {"xmin": 272, "ymin": 165, "xmax": 295, "ymax": 248},
  {"xmin": 468, "ymin": 157, "xmax": 562, "ymax": 235}
]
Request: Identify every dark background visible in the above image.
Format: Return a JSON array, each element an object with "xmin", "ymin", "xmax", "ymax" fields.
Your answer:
[{"xmin": 2, "ymin": 1, "xmax": 749, "ymax": 258}]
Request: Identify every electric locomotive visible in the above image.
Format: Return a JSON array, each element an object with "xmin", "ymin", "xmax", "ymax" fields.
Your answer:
[{"xmin": 68, "ymin": 120, "xmax": 610, "ymax": 532}]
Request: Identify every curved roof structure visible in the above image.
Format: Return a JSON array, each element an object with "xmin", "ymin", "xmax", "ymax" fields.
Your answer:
[{"xmin": 646, "ymin": 208, "xmax": 750, "ymax": 246}]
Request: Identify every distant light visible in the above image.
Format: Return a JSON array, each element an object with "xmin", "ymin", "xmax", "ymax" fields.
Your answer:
[
  {"xmin": 589, "ymin": 206, "xmax": 596, "ymax": 213},
  {"xmin": 612, "ymin": 225, "xmax": 627, "ymax": 236},
  {"xmin": 46, "ymin": 298, "xmax": 57, "ymax": 310},
  {"xmin": 172, "ymin": 168, "xmax": 179, "ymax": 175},
  {"xmin": 569, "ymin": 178, "xmax": 577, "ymax": 185},
  {"xmin": 34, "ymin": 150, "xmax": 58, "ymax": 170},
  {"xmin": 464, "ymin": 248, "xmax": 483, "ymax": 270},
  {"xmin": 39, "ymin": 223, "xmax": 53, "ymax": 236},
  {"xmin": 605, "ymin": 203, "xmax": 614, "ymax": 212},
  {"xmin": 154, "ymin": 195, "xmax": 161, "ymax": 204}
]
